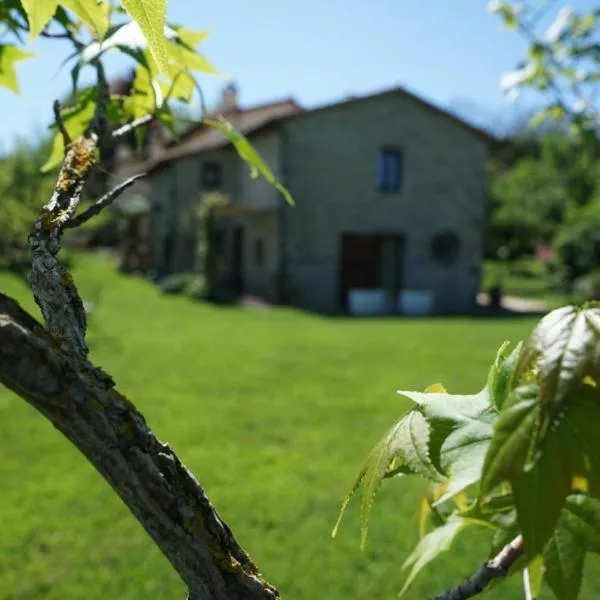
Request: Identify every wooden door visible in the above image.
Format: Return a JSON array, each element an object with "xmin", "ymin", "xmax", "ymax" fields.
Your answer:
[{"xmin": 338, "ymin": 233, "xmax": 404, "ymax": 311}]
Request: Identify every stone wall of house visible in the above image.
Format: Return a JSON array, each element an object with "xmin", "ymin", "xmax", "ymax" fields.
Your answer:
[
  {"xmin": 237, "ymin": 129, "xmax": 283, "ymax": 210},
  {"xmin": 281, "ymin": 92, "xmax": 488, "ymax": 313},
  {"xmin": 241, "ymin": 211, "xmax": 280, "ymax": 301}
]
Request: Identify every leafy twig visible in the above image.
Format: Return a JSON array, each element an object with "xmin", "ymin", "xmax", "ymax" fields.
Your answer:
[
  {"xmin": 112, "ymin": 114, "xmax": 154, "ymax": 139},
  {"xmin": 66, "ymin": 173, "xmax": 146, "ymax": 228},
  {"xmin": 53, "ymin": 99, "xmax": 71, "ymax": 150},
  {"xmin": 430, "ymin": 536, "xmax": 524, "ymax": 600}
]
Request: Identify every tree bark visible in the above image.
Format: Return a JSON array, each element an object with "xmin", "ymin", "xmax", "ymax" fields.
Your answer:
[
  {"xmin": 0, "ymin": 292, "xmax": 278, "ymax": 600},
  {"xmin": 0, "ymin": 61, "xmax": 279, "ymax": 600}
]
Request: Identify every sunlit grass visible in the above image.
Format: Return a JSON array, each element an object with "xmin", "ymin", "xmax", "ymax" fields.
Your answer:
[{"xmin": 1, "ymin": 254, "xmax": 597, "ymax": 599}]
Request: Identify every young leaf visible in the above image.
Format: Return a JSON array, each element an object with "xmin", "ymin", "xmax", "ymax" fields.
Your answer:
[
  {"xmin": 171, "ymin": 24, "xmax": 210, "ymax": 48},
  {"xmin": 561, "ymin": 386, "xmax": 600, "ymax": 496},
  {"xmin": 435, "ymin": 412, "xmax": 495, "ymax": 505},
  {"xmin": 562, "ymin": 494, "xmax": 600, "ymax": 554},
  {"xmin": 398, "ymin": 385, "xmax": 495, "ymax": 503},
  {"xmin": 205, "ymin": 117, "xmax": 295, "ymax": 206},
  {"xmin": 62, "ymin": 0, "xmax": 109, "ymax": 39},
  {"xmin": 42, "ymin": 88, "xmax": 97, "ymax": 172},
  {"xmin": 399, "ymin": 516, "xmax": 488, "ymax": 597},
  {"xmin": 331, "ymin": 409, "xmax": 444, "ymax": 548},
  {"xmin": 120, "ymin": 0, "xmax": 168, "ymax": 73},
  {"xmin": 518, "ymin": 305, "xmax": 600, "ymax": 439},
  {"xmin": 527, "ymin": 555, "xmax": 544, "ymax": 600},
  {"xmin": 487, "ymin": 341, "xmax": 523, "ymax": 410},
  {"xmin": 20, "ymin": 0, "xmax": 60, "ymax": 39},
  {"xmin": 544, "ymin": 518, "xmax": 585, "ymax": 600},
  {"xmin": 166, "ymin": 43, "xmax": 221, "ymax": 76},
  {"xmin": 480, "ymin": 385, "xmax": 539, "ymax": 496},
  {"xmin": 511, "ymin": 431, "xmax": 572, "ymax": 559},
  {"xmin": 511, "ymin": 389, "xmax": 600, "ymax": 559},
  {"xmin": 0, "ymin": 45, "xmax": 34, "ymax": 93}
]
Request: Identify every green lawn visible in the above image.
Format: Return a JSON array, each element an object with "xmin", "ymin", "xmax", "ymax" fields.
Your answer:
[{"xmin": 1, "ymin": 254, "xmax": 598, "ymax": 600}]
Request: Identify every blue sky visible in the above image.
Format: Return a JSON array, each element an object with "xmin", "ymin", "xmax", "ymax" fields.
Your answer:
[{"xmin": 0, "ymin": 0, "xmax": 595, "ymax": 151}]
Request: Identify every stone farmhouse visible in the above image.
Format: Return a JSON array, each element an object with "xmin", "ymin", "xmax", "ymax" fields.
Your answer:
[{"xmin": 112, "ymin": 83, "xmax": 494, "ymax": 315}]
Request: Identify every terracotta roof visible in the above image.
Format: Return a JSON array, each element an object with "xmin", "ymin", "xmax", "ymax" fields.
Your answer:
[
  {"xmin": 143, "ymin": 99, "xmax": 302, "ymax": 173},
  {"xmin": 141, "ymin": 85, "xmax": 496, "ymax": 174}
]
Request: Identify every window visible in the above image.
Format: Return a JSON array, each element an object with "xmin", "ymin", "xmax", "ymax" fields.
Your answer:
[
  {"xmin": 377, "ymin": 147, "xmax": 403, "ymax": 192},
  {"xmin": 254, "ymin": 238, "xmax": 265, "ymax": 267},
  {"xmin": 431, "ymin": 231, "xmax": 461, "ymax": 266},
  {"xmin": 201, "ymin": 162, "xmax": 222, "ymax": 189}
]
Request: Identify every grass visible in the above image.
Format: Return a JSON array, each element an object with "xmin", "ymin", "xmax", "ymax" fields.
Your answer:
[{"xmin": 1, "ymin": 253, "xmax": 599, "ymax": 600}]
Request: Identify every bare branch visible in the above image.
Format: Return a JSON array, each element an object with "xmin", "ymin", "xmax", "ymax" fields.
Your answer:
[
  {"xmin": 112, "ymin": 114, "xmax": 154, "ymax": 139},
  {"xmin": 66, "ymin": 173, "xmax": 146, "ymax": 229},
  {"xmin": 0, "ymin": 293, "xmax": 279, "ymax": 600},
  {"xmin": 41, "ymin": 30, "xmax": 73, "ymax": 39},
  {"xmin": 53, "ymin": 99, "xmax": 71, "ymax": 150},
  {"xmin": 430, "ymin": 536, "xmax": 524, "ymax": 600}
]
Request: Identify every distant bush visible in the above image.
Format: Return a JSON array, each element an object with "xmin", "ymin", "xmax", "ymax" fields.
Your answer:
[
  {"xmin": 157, "ymin": 273, "xmax": 207, "ymax": 300},
  {"xmin": 572, "ymin": 269, "xmax": 600, "ymax": 303}
]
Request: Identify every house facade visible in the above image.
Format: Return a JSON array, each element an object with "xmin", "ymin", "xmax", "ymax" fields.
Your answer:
[{"xmin": 112, "ymin": 84, "xmax": 492, "ymax": 314}]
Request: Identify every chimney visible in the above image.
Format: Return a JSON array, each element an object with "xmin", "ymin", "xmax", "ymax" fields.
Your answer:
[{"xmin": 219, "ymin": 81, "xmax": 239, "ymax": 114}]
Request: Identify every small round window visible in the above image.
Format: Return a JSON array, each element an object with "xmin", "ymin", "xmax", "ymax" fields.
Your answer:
[{"xmin": 431, "ymin": 231, "xmax": 461, "ymax": 266}]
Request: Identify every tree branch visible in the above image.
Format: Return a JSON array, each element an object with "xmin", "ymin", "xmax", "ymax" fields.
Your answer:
[
  {"xmin": 112, "ymin": 114, "xmax": 154, "ymax": 139},
  {"xmin": 0, "ymin": 293, "xmax": 278, "ymax": 600},
  {"xmin": 66, "ymin": 173, "xmax": 146, "ymax": 229},
  {"xmin": 430, "ymin": 536, "xmax": 524, "ymax": 600},
  {"xmin": 7, "ymin": 55, "xmax": 280, "ymax": 600},
  {"xmin": 53, "ymin": 99, "xmax": 72, "ymax": 150}
]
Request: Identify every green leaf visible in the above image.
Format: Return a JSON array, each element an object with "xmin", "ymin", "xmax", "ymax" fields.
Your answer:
[
  {"xmin": 0, "ymin": 45, "xmax": 34, "ymax": 93},
  {"xmin": 490, "ymin": 2, "xmax": 519, "ymax": 29},
  {"xmin": 62, "ymin": 0, "xmax": 109, "ymax": 39},
  {"xmin": 121, "ymin": 0, "xmax": 168, "ymax": 73},
  {"xmin": 487, "ymin": 341, "xmax": 523, "ymax": 410},
  {"xmin": 562, "ymin": 494, "xmax": 600, "ymax": 554},
  {"xmin": 529, "ymin": 43, "xmax": 545, "ymax": 61},
  {"xmin": 480, "ymin": 385, "xmax": 539, "ymax": 495},
  {"xmin": 561, "ymin": 386, "xmax": 600, "ymax": 495},
  {"xmin": 399, "ymin": 516, "xmax": 487, "ymax": 597},
  {"xmin": 544, "ymin": 517, "xmax": 585, "ymax": 600},
  {"xmin": 166, "ymin": 43, "xmax": 221, "ymax": 76},
  {"xmin": 20, "ymin": 0, "xmax": 60, "ymax": 39},
  {"xmin": 398, "ymin": 385, "xmax": 495, "ymax": 502},
  {"xmin": 435, "ymin": 415, "xmax": 494, "ymax": 505},
  {"xmin": 527, "ymin": 555, "xmax": 544, "ymax": 599},
  {"xmin": 171, "ymin": 24, "xmax": 210, "ymax": 48},
  {"xmin": 331, "ymin": 409, "xmax": 444, "ymax": 548},
  {"xmin": 512, "ymin": 389, "xmax": 600, "ymax": 558},
  {"xmin": 42, "ymin": 88, "xmax": 97, "ymax": 172},
  {"xmin": 512, "ymin": 427, "xmax": 572, "ymax": 559},
  {"xmin": 518, "ymin": 305, "xmax": 600, "ymax": 438},
  {"xmin": 205, "ymin": 117, "xmax": 295, "ymax": 206}
]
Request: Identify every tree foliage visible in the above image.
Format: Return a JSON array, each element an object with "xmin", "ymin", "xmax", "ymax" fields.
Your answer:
[
  {"xmin": 0, "ymin": 139, "xmax": 56, "ymax": 271},
  {"xmin": 0, "ymin": 0, "xmax": 289, "ymax": 204},
  {"xmin": 335, "ymin": 4, "xmax": 600, "ymax": 599},
  {"xmin": 335, "ymin": 307, "xmax": 600, "ymax": 599}
]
